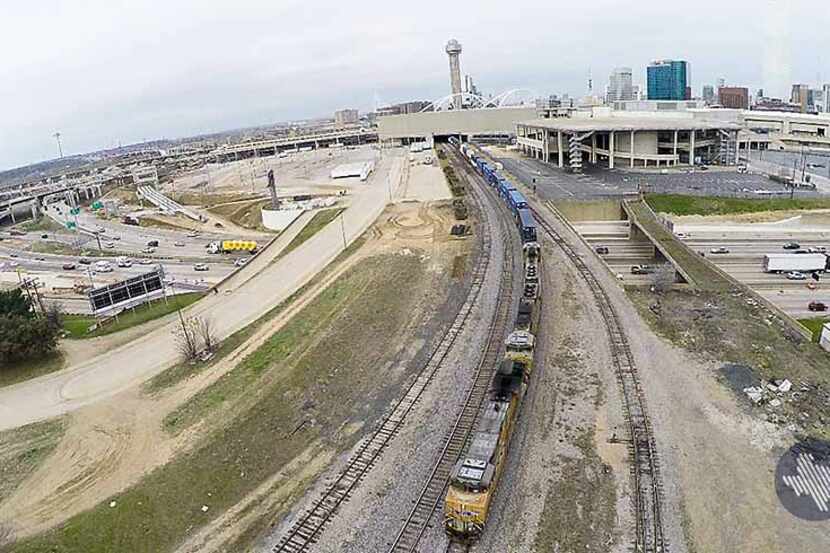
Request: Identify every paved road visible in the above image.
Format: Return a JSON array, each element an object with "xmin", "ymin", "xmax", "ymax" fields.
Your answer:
[{"xmin": 0, "ymin": 153, "xmax": 404, "ymax": 430}]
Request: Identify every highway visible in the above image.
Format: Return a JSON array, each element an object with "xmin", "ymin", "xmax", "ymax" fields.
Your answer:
[{"xmin": 0, "ymin": 152, "xmax": 405, "ymax": 431}]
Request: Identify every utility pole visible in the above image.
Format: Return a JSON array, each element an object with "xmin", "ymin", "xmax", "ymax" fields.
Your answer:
[{"xmin": 54, "ymin": 132, "xmax": 64, "ymax": 158}]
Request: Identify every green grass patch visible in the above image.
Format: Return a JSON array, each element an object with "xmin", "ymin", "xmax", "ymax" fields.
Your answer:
[
  {"xmin": 207, "ymin": 199, "xmax": 273, "ymax": 232},
  {"xmin": 646, "ymin": 194, "xmax": 830, "ymax": 217},
  {"xmin": 17, "ymin": 218, "xmax": 63, "ymax": 233},
  {"xmin": 62, "ymin": 293, "xmax": 203, "ymax": 339},
  {"xmin": 0, "ymin": 418, "xmax": 65, "ymax": 505},
  {"xmin": 0, "ymin": 352, "xmax": 65, "ymax": 389},
  {"xmin": 798, "ymin": 317, "xmax": 830, "ymax": 342},
  {"xmin": 278, "ymin": 208, "xmax": 345, "ymax": 260},
  {"xmin": 143, "ymin": 234, "xmax": 367, "ymax": 395},
  {"xmin": 9, "ymin": 253, "xmax": 426, "ymax": 553}
]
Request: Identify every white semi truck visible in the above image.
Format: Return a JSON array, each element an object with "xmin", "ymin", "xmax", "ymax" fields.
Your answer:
[{"xmin": 763, "ymin": 253, "xmax": 827, "ymax": 273}]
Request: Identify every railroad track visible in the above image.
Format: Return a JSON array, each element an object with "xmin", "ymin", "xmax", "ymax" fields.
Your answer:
[
  {"xmin": 530, "ymin": 204, "xmax": 667, "ymax": 553},
  {"xmin": 272, "ymin": 153, "xmax": 497, "ymax": 553},
  {"xmin": 387, "ymin": 146, "xmax": 517, "ymax": 553}
]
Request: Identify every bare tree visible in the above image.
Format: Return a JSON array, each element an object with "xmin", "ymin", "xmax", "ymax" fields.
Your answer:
[
  {"xmin": 650, "ymin": 264, "xmax": 676, "ymax": 294},
  {"xmin": 0, "ymin": 524, "xmax": 14, "ymax": 548},
  {"xmin": 175, "ymin": 315, "xmax": 201, "ymax": 362},
  {"xmin": 194, "ymin": 316, "xmax": 218, "ymax": 353}
]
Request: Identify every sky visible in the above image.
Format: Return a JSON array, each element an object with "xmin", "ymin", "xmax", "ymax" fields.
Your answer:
[{"xmin": 1, "ymin": 0, "xmax": 827, "ymax": 171}]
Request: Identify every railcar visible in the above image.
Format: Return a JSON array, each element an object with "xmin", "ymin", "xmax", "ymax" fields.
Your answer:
[
  {"xmin": 507, "ymin": 190, "xmax": 528, "ymax": 215},
  {"xmin": 517, "ymin": 209, "xmax": 538, "ymax": 244}
]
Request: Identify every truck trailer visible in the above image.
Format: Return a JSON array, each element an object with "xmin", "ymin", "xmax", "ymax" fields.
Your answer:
[
  {"xmin": 207, "ymin": 240, "xmax": 258, "ymax": 254},
  {"xmin": 762, "ymin": 253, "xmax": 827, "ymax": 273}
]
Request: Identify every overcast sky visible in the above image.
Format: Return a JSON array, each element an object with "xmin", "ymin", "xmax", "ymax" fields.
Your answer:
[{"xmin": 1, "ymin": 0, "xmax": 827, "ymax": 171}]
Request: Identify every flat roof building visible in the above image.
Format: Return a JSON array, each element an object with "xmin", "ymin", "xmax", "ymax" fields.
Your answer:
[
  {"xmin": 516, "ymin": 107, "xmax": 740, "ymax": 172},
  {"xmin": 718, "ymin": 87, "xmax": 749, "ymax": 110}
]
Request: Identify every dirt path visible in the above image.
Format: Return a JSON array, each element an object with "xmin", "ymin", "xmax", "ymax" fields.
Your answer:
[{"xmin": 0, "ymin": 199, "xmax": 463, "ymax": 543}]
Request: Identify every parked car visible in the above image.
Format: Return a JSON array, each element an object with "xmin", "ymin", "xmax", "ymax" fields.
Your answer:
[
  {"xmin": 783, "ymin": 242, "xmax": 801, "ymax": 250},
  {"xmin": 595, "ymin": 246, "xmax": 609, "ymax": 255},
  {"xmin": 631, "ymin": 265, "xmax": 654, "ymax": 275},
  {"xmin": 786, "ymin": 271, "xmax": 807, "ymax": 280},
  {"xmin": 710, "ymin": 247, "xmax": 730, "ymax": 254},
  {"xmin": 62, "ymin": 263, "xmax": 77, "ymax": 270},
  {"xmin": 808, "ymin": 301, "xmax": 828, "ymax": 312},
  {"xmin": 194, "ymin": 263, "xmax": 209, "ymax": 272}
]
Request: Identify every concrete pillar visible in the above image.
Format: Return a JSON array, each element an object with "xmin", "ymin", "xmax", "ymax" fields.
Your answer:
[
  {"xmin": 609, "ymin": 131, "xmax": 615, "ymax": 169},
  {"xmin": 557, "ymin": 131, "xmax": 564, "ymax": 168},
  {"xmin": 30, "ymin": 200, "xmax": 39, "ymax": 221},
  {"xmin": 690, "ymin": 130, "xmax": 696, "ymax": 165},
  {"xmin": 630, "ymin": 130, "xmax": 635, "ymax": 168},
  {"xmin": 591, "ymin": 134, "xmax": 597, "ymax": 163},
  {"xmin": 673, "ymin": 130, "xmax": 679, "ymax": 164}
]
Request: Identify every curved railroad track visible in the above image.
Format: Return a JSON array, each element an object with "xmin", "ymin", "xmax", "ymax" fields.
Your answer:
[
  {"xmin": 530, "ymin": 204, "xmax": 667, "ymax": 553},
  {"xmin": 387, "ymin": 146, "xmax": 517, "ymax": 553},
  {"xmin": 272, "ymin": 150, "xmax": 499, "ymax": 553}
]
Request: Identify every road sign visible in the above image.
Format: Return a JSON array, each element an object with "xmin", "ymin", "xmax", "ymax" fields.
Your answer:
[
  {"xmin": 87, "ymin": 267, "xmax": 165, "ymax": 315},
  {"xmin": 66, "ymin": 221, "xmax": 76, "ymax": 229},
  {"xmin": 70, "ymin": 207, "xmax": 80, "ymax": 215},
  {"xmin": 92, "ymin": 201, "xmax": 103, "ymax": 210}
]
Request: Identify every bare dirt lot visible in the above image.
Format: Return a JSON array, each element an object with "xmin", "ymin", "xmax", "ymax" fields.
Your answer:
[{"xmin": 0, "ymin": 197, "xmax": 471, "ymax": 553}]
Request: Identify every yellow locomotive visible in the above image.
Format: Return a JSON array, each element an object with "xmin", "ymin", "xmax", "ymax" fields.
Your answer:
[{"xmin": 444, "ymin": 240, "xmax": 541, "ymax": 539}]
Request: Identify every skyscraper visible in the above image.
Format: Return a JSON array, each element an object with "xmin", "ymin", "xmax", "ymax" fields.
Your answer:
[
  {"xmin": 606, "ymin": 67, "xmax": 635, "ymax": 103},
  {"xmin": 702, "ymin": 85, "xmax": 715, "ymax": 105},
  {"xmin": 791, "ymin": 84, "xmax": 810, "ymax": 113},
  {"xmin": 647, "ymin": 60, "xmax": 689, "ymax": 101}
]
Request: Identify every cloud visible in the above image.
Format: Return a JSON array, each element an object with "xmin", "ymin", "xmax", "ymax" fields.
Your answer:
[{"xmin": 1, "ymin": 0, "xmax": 828, "ymax": 170}]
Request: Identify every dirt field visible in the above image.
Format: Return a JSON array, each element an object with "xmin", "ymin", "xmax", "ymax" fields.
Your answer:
[{"xmin": 0, "ymin": 198, "xmax": 470, "ymax": 553}]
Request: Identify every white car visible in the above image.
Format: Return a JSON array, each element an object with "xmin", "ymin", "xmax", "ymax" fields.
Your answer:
[
  {"xmin": 139, "ymin": 258, "xmax": 153, "ymax": 265},
  {"xmin": 174, "ymin": 241, "xmax": 185, "ymax": 247},
  {"xmin": 104, "ymin": 242, "xmax": 115, "ymax": 249},
  {"xmin": 186, "ymin": 231, "xmax": 199, "ymax": 238},
  {"xmin": 234, "ymin": 257, "xmax": 249, "ymax": 267},
  {"xmin": 142, "ymin": 247, "xmax": 155, "ymax": 254},
  {"xmin": 94, "ymin": 261, "xmax": 113, "ymax": 273},
  {"xmin": 786, "ymin": 271, "xmax": 807, "ymax": 281},
  {"xmin": 194, "ymin": 263, "xmax": 209, "ymax": 272}
]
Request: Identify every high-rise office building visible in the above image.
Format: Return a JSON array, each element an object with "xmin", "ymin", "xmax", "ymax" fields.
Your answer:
[
  {"xmin": 824, "ymin": 84, "xmax": 830, "ymax": 113},
  {"xmin": 718, "ymin": 87, "xmax": 749, "ymax": 109},
  {"xmin": 702, "ymin": 85, "xmax": 715, "ymax": 105},
  {"xmin": 606, "ymin": 67, "xmax": 635, "ymax": 103},
  {"xmin": 647, "ymin": 60, "xmax": 689, "ymax": 100},
  {"xmin": 791, "ymin": 84, "xmax": 810, "ymax": 113},
  {"xmin": 334, "ymin": 109, "xmax": 359, "ymax": 127}
]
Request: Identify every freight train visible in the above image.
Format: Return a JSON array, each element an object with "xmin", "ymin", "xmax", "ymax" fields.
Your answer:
[{"xmin": 444, "ymin": 138, "xmax": 542, "ymax": 539}]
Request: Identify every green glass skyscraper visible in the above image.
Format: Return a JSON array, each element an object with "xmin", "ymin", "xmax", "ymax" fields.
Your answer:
[{"xmin": 647, "ymin": 60, "xmax": 689, "ymax": 100}]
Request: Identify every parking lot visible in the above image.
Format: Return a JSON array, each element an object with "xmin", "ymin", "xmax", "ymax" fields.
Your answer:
[{"xmin": 483, "ymin": 146, "xmax": 815, "ymax": 200}]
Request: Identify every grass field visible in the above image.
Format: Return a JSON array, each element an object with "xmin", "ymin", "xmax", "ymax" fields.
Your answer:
[
  {"xmin": 646, "ymin": 194, "xmax": 830, "ymax": 217},
  {"xmin": 0, "ymin": 418, "xmax": 65, "ymax": 505},
  {"xmin": 798, "ymin": 317, "xmax": 830, "ymax": 342},
  {"xmin": 7, "ymin": 253, "xmax": 427, "ymax": 553},
  {"xmin": 0, "ymin": 353, "xmax": 65, "ymax": 389},
  {"xmin": 62, "ymin": 293, "xmax": 203, "ymax": 339},
  {"xmin": 207, "ymin": 199, "xmax": 272, "ymax": 232},
  {"xmin": 278, "ymin": 208, "xmax": 345, "ymax": 261}
]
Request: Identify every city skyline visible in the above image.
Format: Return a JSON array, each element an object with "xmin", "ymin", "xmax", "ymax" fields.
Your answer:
[{"xmin": 2, "ymin": 0, "xmax": 829, "ymax": 171}]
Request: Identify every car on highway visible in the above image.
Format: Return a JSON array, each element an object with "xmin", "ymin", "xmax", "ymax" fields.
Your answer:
[
  {"xmin": 710, "ymin": 247, "xmax": 730, "ymax": 254},
  {"xmin": 786, "ymin": 271, "xmax": 807, "ymax": 280},
  {"xmin": 174, "ymin": 241, "xmax": 185, "ymax": 247},
  {"xmin": 111, "ymin": 235, "xmax": 121, "ymax": 241},
  {"xmin": 595, "ymin": 246, "xmax": 609, "ymax": 255},
  {"xmin": 94, "ymin": 261, "xmax": 113, "ymax": 273},
  {"xmin": 807, "ymin": 246, "xmax": 827, "ymax": 253},
  {"xmin": 631, "ymin": 265, "xmax": 654, "ymax": 275},
  {"xmin": 139, "ymin": 258, "xmax": 153, "ymax": 265},
  {"xmin": 783, "ymin": 242, "xmax": 801, "ymax": 250},
  {"xmin": 79, "ymin": 257, "xmax": 92, "ymax": 265},
  {"xmin": 194, "ymin": 263, "xmax": 209, "ymax": 271},
  {"xmin": 234, "ymin": 257, "xmax": 249, "ymax": 267},
  {"xmin": 808, "ymin": 301, "xmax": 828, "ymax": 312},
  {"xmin": 147, "ymin": 240, "xmax": 159, "ymax": 247},
  {"xmin": 116, "ymin": 256, "xmax": 132, "ymax": 268},
  {"xmin": 62, "ymin": 263, "xmax": 77, "ymax": 270},
  {"xmin": 41, "ymin": 234, "xmax": 48, "ymax": 239},
  {"xmin": 104, "ymin": 242, "xmax": 115, "ymax": 249},
  {"xmin": 674, "ymin": 232, "xmax": 688, "ymax": 239},
  {"xmin": 186, "ymin": 231, "xmax": 199, "ymax": 238},
  {"xmin": 9, "ymin": 253, "xmax": 18, "ymax": 258},
  {"xmin": 141, "ymin": 246, "xmax": 155, "ymax": 254},
  {"xmin": 35, "ymin": 256, "xmax": 46, "ymax": 261}
]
